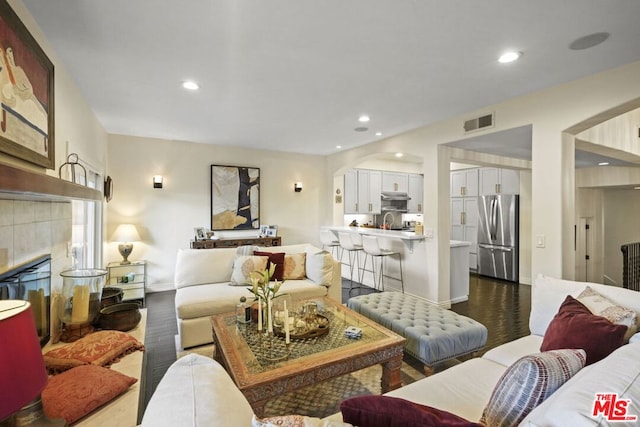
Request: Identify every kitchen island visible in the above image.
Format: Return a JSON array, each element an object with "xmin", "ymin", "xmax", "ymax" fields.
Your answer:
[{"xmin": 323, "ymin": 227, "xmax": 471, "ymax": 304}]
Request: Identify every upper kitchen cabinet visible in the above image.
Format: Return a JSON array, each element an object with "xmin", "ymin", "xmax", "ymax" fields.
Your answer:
[
  {"xmin": 343, "ymin": 169, "xmax": 381, "ymax": 214},
  {"xmin": 382, "ymin": 172, "xmax": 409, "ymax": 193},
  {"xmin": 357, "ymin": 169, "xmax": 382, "ymax": 214},
  {"xmin": 344, "ymin": 169, "xmax": 358, "ymax": 213},
  {"xmin": 479, "ymin": 167, "xmax": 519, "ymax": 195},
  {"xmin": 451, "ymin": 169, "xmax": 478, "ymax": 197},
  {"xmin": 407, "ymin": 173, "xmax": 423, "ymax": 213}
]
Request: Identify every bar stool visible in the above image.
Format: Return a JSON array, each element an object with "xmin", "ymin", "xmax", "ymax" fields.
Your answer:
[
  {"xmin": 319, "ymin": 230, "xmax": 341, "ymax": 259},
  {"xmin": 338, "ymin": 232, "xmax": 365, "ymax": 293},
  {"xmin": 362, "ymin": 235, "xmax": 404, "ymax": 293}
]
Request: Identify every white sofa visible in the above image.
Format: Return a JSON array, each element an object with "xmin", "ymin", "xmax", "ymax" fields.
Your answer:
[
  {"xmin": 174, "ymin": 243, "xmax": 342, "ymax": 349},
  {"xmin": 148, "ymin": 275, "xmax": 640, "ymax": 426}
]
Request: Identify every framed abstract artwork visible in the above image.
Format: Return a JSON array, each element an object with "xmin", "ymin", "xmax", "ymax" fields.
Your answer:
[
  {"xmin": 0, "ymin": 1, "xmax": 55, "ymax": 169},
  {"xmin": 210, "ymin": 165, "xmax": 260, "ymax": 230}
]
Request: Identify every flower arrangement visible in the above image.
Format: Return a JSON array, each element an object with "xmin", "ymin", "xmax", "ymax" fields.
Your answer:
[
  {"xmin": 247, "ymin": 264, "xmax": 285, "ymax": 333},
  {"xmin": 247, "ymin": 263, "xmax": 284, "ymax": 302}
]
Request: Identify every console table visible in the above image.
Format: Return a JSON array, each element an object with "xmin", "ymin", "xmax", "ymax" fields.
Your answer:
[{"xmin": 191, "ymin": 236, "xmax": 281, "ymax": 249}]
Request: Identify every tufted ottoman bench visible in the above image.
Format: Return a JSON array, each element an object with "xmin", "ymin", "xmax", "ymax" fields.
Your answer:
[{"xmin": 347, "ymin": 292, "xmax": 488, "ymax": 375}]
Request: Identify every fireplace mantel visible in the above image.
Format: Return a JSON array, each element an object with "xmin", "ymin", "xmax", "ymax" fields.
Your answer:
[{"xmin": 0, "ymin": 162, "xmax": 102, "ymax": 202}]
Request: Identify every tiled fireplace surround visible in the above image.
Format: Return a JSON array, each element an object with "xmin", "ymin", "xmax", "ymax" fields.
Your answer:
[{"xmin": 0, "ymin": 199, "xmax": 72, "ymax": 339}]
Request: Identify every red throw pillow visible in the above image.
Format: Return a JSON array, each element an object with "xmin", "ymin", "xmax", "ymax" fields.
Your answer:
[
  {"xmin": 540, "ymin": 295, "xmax": 627, "ymax": 365},
  {"xmin": 340, "ymin": 395, "xmax": 482, "ymax": 427},
  {"xmin": 254, "ymin": 251, "xmax": 285, "ymax": 281}
]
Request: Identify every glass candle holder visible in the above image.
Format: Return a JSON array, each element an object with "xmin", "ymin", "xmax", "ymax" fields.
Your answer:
[{"xmin": 59, "ymin": 269, "xmax": 107, "ymax": 326}]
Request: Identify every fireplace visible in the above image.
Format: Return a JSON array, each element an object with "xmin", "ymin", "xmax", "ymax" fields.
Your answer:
[{"xmin": 0, "ymin": 255, "xmax": 51, "ymax": 347}]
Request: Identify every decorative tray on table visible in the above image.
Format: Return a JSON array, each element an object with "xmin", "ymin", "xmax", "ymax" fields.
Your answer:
[{"xmin": 274, "ymin": 313, "xmax": 330, "ymax": 339}]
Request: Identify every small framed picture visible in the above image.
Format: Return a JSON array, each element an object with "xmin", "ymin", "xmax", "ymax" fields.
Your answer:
[
  {"xmin": 259, "ymin": 224, "xmax": 269, "ymax": 236},
  {"xmin": 194, "ymin": 227, "xmax": 206, "ymax": 240},
  {"xmin": 266, "ymin": 225, "xmax": 278, "ymax": 237}
]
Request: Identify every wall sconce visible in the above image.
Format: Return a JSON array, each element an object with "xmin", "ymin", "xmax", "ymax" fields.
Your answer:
[
  {"xmin": 153, "ymin": 175, "xmax": 163, "ymax": 189},
  {"xmin": 294, "ymin": 182, "xmax": 303, "ymax": 192}
]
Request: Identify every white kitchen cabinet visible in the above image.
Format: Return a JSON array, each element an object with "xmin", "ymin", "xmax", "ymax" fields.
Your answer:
[
  {"xmin": 479, "ymin": 167, "xmax": 519, "ymax": 195},
  {"xmin": 382, "ymin": 171, "xmax": 408, "ymax": 193},
  {"xmin": 343, "ymin": 169, "xmax": 381, "ymax": 214},
  {"xmin": 357, "ymin": 169, "xmax": 382, "ymax": 214},
  {"xmin": 344, "ymin": 169, "xmax": 358, "ymax": 213},
  {"xmin": 407, "ymin": 173, "xmax": 423, "ymax": 213},
  {"xmin": 450, "ymin": 197, "xmax": 478, "ymax": 270},
  {"xmin": 450, "ymin": 169, "xmax": 478, "ymax": 197}
]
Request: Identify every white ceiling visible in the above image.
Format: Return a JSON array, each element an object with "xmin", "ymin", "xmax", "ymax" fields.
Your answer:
[{"xmin": 22, "ymin": 0, "xmax": 640, "ymax": 157}]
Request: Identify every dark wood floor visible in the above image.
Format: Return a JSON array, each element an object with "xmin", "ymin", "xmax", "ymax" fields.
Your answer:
[{"xmin": 141, "ymin": 273, "xmax": 530, "ymax": 419}]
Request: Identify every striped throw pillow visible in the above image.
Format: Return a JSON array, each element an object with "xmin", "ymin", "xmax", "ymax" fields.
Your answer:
[{"xmin": 480, "ymin": 349, "xmax": 586, "ymax": 427}]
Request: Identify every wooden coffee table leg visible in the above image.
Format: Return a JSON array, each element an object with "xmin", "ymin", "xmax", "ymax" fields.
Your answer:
[{"xmin": 380, "ymin": 354, "xmax": 403, "ymax": 393}]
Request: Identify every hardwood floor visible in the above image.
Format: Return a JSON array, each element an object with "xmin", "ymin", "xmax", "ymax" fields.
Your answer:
[{"xmin": 141, "ymin": 274, "xmax": 530, "ymax": 417}]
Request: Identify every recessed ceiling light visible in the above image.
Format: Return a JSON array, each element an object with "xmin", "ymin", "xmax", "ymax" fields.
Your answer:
[
  {"xmin": 336, "ymin": 145, "xmax": 342, "ymax": 149},
  {"xmin": 358, "ymin": 115, "xmax": 370, "ymax": 123},
  {"xmin": 375, "ymin": 132, "xmax": 382, "ymax": 136},
  {"xmin": 354, "ymin": 127, "xmax": 368, "ymax": 132},
  {"xmin": 598, "ymin": 162, "xmax": 610, "ymax": 166},
  {"xmin": 395, "ymin": 153, "xmax": 403, "ymax": 158},
  {"xmin": 182, "ymin": 81, "xmax": 199, "ymax": 90},
  {"xmin": 498, "ymin": 51, "xmax": 522, "ymax": 64}
]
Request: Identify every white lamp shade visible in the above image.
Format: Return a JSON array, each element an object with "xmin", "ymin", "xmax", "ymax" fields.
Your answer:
[{"xmin": 111, "ymin": 224, "xmax": 141, "ymax": 243}]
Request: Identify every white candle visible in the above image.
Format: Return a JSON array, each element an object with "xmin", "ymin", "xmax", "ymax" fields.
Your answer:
[
  {"xmin": 71, "ymin": 285, "xmax": 90, "ymax": 323},
  {"xmin": 284, "ymin": 300, "xmax": 290, "ymax": 344},
  {"xmin": 257, "ymin": 298, "xmax": 263, "ymax": 331},
  {"xmin": 267, "ymin": 296, "xmax": 273, "ymax": 333}
]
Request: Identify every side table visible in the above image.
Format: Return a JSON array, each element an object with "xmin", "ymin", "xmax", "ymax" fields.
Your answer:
[{"xmin": 106, "ymin": 261, "xmax": 147, "ymax": 306}]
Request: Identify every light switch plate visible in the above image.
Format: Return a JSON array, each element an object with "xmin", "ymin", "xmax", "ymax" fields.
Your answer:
[
  {"xmin": 424, "ymin": 228, "xmax": 434, "ymax": 238},
  {"xmin": 536, "ymin": 234, "xmax": 545, "ymax": 248}
]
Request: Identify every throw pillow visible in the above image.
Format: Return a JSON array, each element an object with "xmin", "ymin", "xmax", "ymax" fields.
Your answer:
[
  {"xmin": 540, "ymin": 295, "xmax": 627, "ymax": 365},
  {"xmin": 284, "ymin": 253, "xmax": 306, "ymax": 280},
  {"xmin": 480, "ymin": 349, "xmax": 586, "ymax": 427},
  {"xmin": 576, "ymin": 285, "xmax": 637, "ymax": 327},
  {"xmin": 340, "ymin": 395, "xmax": 482, "ymax": 427},
  {"xmin": 305, "ymin": 250, "xmax": 333, "ymax": 286},
  {"xmin": 229, "ymin": 255, "xmax": 269, "ymax": 286},
  {"xmin": 42, "ymin": 364, "xmax": 137, "ymax": 424},
  {"xmin": 43, "ymin": 330, "xmax": 144, "ymax": 374},
  {"xmin": 254, "ymin": 251, "xmax": 285, "ymax": 281}
]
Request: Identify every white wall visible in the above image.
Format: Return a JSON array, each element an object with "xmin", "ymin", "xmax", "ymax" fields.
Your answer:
[
  {"xmin": 106, "ymin": 135, "xmax": 329, "ymax": 290},
  {"xmin": 603, "ymin": 189, "xmax": 640, "ymax": 286}
]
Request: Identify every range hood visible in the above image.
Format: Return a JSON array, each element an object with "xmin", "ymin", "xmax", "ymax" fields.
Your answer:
[{"xmin": 380, "ymin": 191, "xmax": 411, "ymax": 201}]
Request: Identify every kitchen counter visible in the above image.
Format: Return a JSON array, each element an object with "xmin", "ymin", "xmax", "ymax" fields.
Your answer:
[{"xmin": 323, "ymin": 226, "xmax": 426, "ymax": 242}]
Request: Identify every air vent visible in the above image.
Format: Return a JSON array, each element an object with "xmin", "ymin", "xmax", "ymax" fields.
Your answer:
[{"xmin": 464, "ymin": 113, "xmax": 494, "ymax": 133}]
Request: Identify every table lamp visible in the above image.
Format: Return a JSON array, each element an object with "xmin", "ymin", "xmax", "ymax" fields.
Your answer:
[
  {"xmin": 111, "ymin": 224, "xmax": 141, "ymax": 265},
  {"xmin": 0, "ymin": 300, "xmax": 66, "ymax": 426}
]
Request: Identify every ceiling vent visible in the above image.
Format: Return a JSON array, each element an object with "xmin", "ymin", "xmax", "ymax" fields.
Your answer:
[{"xmin": 463, "ymin": 113, "xmax": 494, "ymax": 133}]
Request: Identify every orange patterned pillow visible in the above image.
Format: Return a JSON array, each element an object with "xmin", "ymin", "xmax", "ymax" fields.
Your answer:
[
  {"xmin": 42, "ymin": 364, "xmax": 137, "ymax": 424},
  {"xmin": 43, "ymin": 330, "xmax": 144, "ymax": 374},
  {"xmin": 284, "ymin": 253, "xmax": 306, "ymax": 280}
]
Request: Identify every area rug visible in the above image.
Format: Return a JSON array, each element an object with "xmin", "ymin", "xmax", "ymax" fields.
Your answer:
[{"xmin": 176, "ymin": 342, "xmax": 430, "ymax": 419}]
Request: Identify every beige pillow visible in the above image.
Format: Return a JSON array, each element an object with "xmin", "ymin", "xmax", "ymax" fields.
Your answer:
[
  {"xmin": 230, "ymin": 255, "xmax": 269, "ymax": 285},
  {"xmin": 577, "ymin": 286, "xmax": 637, "ymax": 327},
  {"xmin": 284, "ymin": 253, "xmax": 306, "ymax": 280}
]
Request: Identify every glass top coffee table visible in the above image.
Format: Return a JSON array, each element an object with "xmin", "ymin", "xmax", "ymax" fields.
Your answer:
[{"xmin": 210, "ymin": 297, "xmax": 405, "ymax": 417}]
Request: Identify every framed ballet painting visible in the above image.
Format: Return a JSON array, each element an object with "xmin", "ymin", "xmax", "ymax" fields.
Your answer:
[{"xmin": 0, "ymin": 1, "xmax": 55, "ymax": 169}]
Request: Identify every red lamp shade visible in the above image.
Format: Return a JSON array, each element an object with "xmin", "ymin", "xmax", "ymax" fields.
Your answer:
[{"xmin": 0, "ymin": 300, "xmax": 48, "ymax": 421}]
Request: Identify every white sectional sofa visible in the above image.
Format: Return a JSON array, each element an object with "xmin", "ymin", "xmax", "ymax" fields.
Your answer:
[
  {"xmin": 174, "ymin": 243, "xmax": 342, "ymax": 349},
  {"xmin": 148, "ymin": 274, "xmax": 640, "ymax": 426}
]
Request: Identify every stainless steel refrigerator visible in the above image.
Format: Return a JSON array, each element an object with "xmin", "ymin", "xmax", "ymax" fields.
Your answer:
[{"xmin": 477, "ymin": 194, "xmax": 519, "ymax": 282}]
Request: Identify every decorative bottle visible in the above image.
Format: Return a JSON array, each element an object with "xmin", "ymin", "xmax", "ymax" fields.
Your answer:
[{"xmin": 236, "ymin": 296, "xmax": 251, "ymax": 324}]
